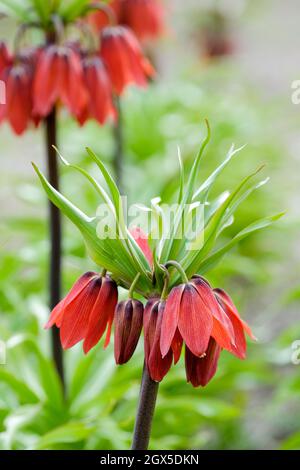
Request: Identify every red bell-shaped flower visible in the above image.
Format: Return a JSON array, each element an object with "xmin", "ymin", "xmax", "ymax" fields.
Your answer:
[
  {"xmin": 100, "ymin": 25, "xmax": 155, "ymax": 95},
  {"xmin": 45, "ymin": 272, "xmax": 118, "ymax": 354},
  {"xmin": 33, "ymin": 44, "xmax": 88, "ymax": 118},
  {"xmin": 78, "ymin": 55, "xmax": 115, "ymax": 126},
  {"xmin": 0, "ymin": 62, "xmax": 33, "ymax": 135},
  {"xmin": 114, "ymin": 299, "xmax": 144, "ymax": 364},
  {"xmin": 121, "ymin": 0, "xmax": 164, "ymax": 40},
  {"xmin": 0, "ymin": 42, "xmax": 12, "ymax": 75},
  {"xmin": 214, "ymin": 287, "xmax": 256, "ymax": 360},
  {"xmin": 160, "ymin": 276, "xmax": 255, "ymax": 387},
  {"xmin": 185, "ymin": 338, "xmax": 221, "ymax": 387},
  {"xmin": 144, "ymin": 298, "xmax": 173, "ymax": 382}
]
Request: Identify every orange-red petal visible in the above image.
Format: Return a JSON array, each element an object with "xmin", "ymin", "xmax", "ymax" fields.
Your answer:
[
  {"xmin": 178, "ymin": 284, "xmax": 213, "ymax": 357},
  {"xmin": 160, "ymin": 284, "xmax": 184, "ymax": 358},
  {"xmin": 83, "ymin": 277, "xmax": 118, "ymax": 354}
]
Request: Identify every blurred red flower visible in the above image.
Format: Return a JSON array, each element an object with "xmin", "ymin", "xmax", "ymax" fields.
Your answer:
[
  {"xmin": 33, "ymin": 44, "xmax": 88, "ymax": 118},
  {"xmin": 0, "ymin": 42, "xmax": 12, "ymax": 75},
  {"xmin": 0, "ymin": 62, "xmax": 33, "ymax": 135},
  {"xmin": 121, "ymin": 0, "xmax": 164, "ymax": 40},
  {"xmin": 100, "ymin": 25, "xmax": 155, "ymax": 94},
  {"xmin": 78, "ymin": 55, "xmax": 116, "ymax": 126}
]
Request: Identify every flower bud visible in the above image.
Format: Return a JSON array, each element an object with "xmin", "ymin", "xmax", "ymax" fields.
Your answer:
[{"xmin": 114, "ymin": 299, "xmax": 144, "ymax": 364}]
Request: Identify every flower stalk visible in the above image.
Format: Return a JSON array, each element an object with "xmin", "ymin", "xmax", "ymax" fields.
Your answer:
[
  {"xmin": 45, "ymin": 106, "xmax": 65, "ymax": 390},
  {"xmin": 113, "ymin": 96, "xmax": 124, "ymax": 191},
  {"xmin": 131, "ymin": 363, "xmax": 159, "ymax": 450}
]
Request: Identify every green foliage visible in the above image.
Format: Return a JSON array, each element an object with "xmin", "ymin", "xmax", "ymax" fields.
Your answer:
[{"xmin": 0, "ymin": 0, "xmax": 108, "ymax": 26}]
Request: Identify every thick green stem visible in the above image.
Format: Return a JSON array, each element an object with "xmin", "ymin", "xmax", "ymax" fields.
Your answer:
[{"xmin": 131, "ymin": 364, "xmax": 159, "ymax": 450}]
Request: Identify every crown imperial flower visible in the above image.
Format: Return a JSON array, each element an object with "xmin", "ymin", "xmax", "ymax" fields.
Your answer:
[{"xmin": 35, "ymin": 123, "xmax": 283, "ymax": 387}]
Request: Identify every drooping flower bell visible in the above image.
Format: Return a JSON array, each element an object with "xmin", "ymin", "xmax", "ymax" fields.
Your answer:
[
  {"xmin": 78, "ymin": 55, "xmax": 116, "ymax": 126},
  {"xmin": 100, "ymin": 25, "xmax": 155, "ymax": 95},
  {"xmin": 114, "ymin": 298, "xmax": 144, "ymax": 364},
  {"xmin": 120, "ymin": 0, "xmax": 165, "ymax": 41},
  {"xmin": 185, "ymin": 338, "xmax": 221, "ymax": 387},
  {"xmin": 144, "ymin": 298, "xmax": 173, "ymax": 382},
  {"xmin": 33, "ymin": 44, "xmax": 88, "ymax": 118},
  {"xmin": 0, "ymin": 42, "xmax": 12, "ymax": 75},
  {"xmin": 0, "ymin": 60, "xmax": 34, "ymax": 135},
  {"xmin": 214, "ymin": 287, "xmax": 256, "ymax": 359},
  {"xmin": 45, "ymin": 272, "xmax": 118, "ymax": 353},
  {"xmin": 159, "ymin": 274, "xmax": 255, "ymax": 386}
]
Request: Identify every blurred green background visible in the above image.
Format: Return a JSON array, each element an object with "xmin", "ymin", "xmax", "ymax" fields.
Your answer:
[{"xmin": 0, "ymin": 0, "xmax": 300, "ymax": 450}]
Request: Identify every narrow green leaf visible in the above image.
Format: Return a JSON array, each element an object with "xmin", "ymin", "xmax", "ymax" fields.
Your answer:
[
  {"xmin": 34, "ymin": 422, "xmax": 94, "ymax": 450},
  {"xmin": 86, "ymin": 148, "xmax": 151, "ymax": 276},
  {"xmin": 0, "ymin": 369, "xmax": 39, "ymax": 404},
  {"xmin": 193, "ymin": 144, "xmax": 245, "ymax": 202},
  {"xmin": 184, "ymin": 165, "xmax": 266, "ymax": 276},
  {"xmin": 159, "ymin": 121, "xmax": 211, "ymax": 262},
  {"xmin": 198, "ymin": 212, "xmax": 285, "ymax": 274},
  {"xmin": 219, "ymin": 177, "xmax": 270, "ymax": 233},
  {"xmin": 7, "ymin": 335, "xmax": 64, "ymax": 411},
  {"xmin": 177, "ymin": 146, "xmax": 184, "ymax": 204},
  {"xmin": 58, "ymin": 0, "xmax": 89, "ymax": 21},
  {"xmin": 30, "ymin": 0, "xmax": 50, "ymax": 23},
  {"xmin": 32, "ymin": 163, "xmax": 132, "ymax": 276},
  {"xmin": 32, "ymin": 163, "xmax": 92, "ymax": 232},
  {"xmin": 0, "ymin": 0, "xmax": 34, "ymax": 20}
]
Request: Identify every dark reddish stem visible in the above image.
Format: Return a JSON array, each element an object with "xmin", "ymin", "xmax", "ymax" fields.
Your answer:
[
  {"xmin": 45, "ymin": 107, "xmax": 65, "ymax": 391},
  {"xmin": 113, "ymin": 96, "xmax": 124, "ymax": 192},
  {"xmin": 131, "ymin": 363, "xmax": 159, "ymax": 450}
]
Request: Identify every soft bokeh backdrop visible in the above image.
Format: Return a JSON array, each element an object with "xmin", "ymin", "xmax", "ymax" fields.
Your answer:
[{"xmin": 0, "ymin": 0, "xmax": 299, "ymax": 450}]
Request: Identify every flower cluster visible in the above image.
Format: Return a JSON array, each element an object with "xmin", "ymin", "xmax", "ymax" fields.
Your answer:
[
  {"xmin": 45, "ymin": 239, "xmax": 254, "ymax": 387},
  {"xmin": 0, "ymin": 1, "xmax": 161, "ymax": 135},
  {"xmin": 35, "ymin": 124, "xmax": 283, "ymax": 387}
]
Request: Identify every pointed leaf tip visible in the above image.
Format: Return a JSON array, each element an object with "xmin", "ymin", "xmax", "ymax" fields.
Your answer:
[{"xmin": 53, "ymin": 146, "xmax": 70, "ymax": 167}]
